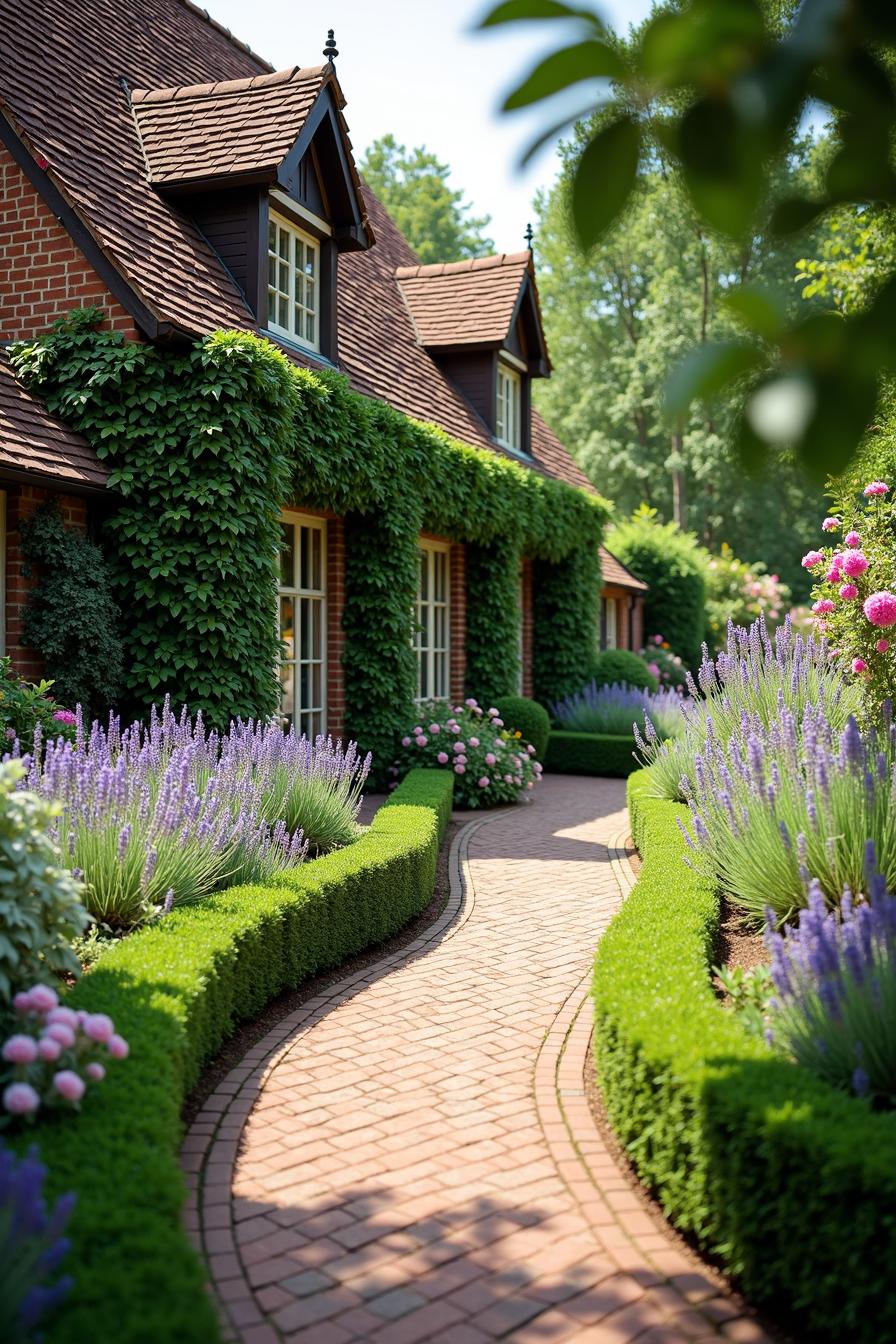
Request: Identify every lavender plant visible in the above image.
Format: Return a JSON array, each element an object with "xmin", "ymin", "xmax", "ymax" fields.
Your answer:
[
  {"xmin": 681, "ymin": 703, "xmax": 896, "ymax": 925},
  {"xmin": 637, "ymin": 615, "xmax": 860, "ymax": 802},
  {"xmin": 0, "ymin": 1144, "xmax": 74, "ymax": 1343},
  {"xmin": 18, "ymin": 701, "xmax": 370, "ymax": 929},
  {"xmin": 551, "ymin": 682, "xmax": 683, "ymax": 739},
  {"xmin": 765, "ymin": 857, "xmax": 896, "ymax": 1104}
]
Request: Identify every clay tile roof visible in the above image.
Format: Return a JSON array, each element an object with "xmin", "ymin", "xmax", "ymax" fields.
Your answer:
[
  {"xmin": 130, "ymin": 65, "xmax": 329, "ymax": 188},
  {"xmin": 600, "ymin": 546, "xmax": 649, "ymax": 591},
  {"xmin": 396, "ymin": 252, "xmax": 533, "ymax": 348},
  {"xmin": 0, "ymin": 352, "xmax": 108, "ymax": 491}
]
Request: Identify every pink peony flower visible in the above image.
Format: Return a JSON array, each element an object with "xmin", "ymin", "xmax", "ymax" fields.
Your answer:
[
  {"xmin": 864, "ymin": 591, "xmax": 896, "ymax": 627},
  {"xmin": 822, "ymin": 517, "xmax": 841, "ymax": 532},
  {"xmin": 107, "ymin": 1035, "xmax": 129, "ymax": 1060},
  {"xmin": 864, "ymin": 481, "xmax": 890, "ymax": 496},
  {"xmin": 37, "ymin": 1037, "xmax": 61, "ymax": 1061},
  {"xmin": 455, "ymin": 754, "xmax": 466, "ymax": 765},
  {"xmin": 450, "ymin": 723, "xmax": 461, "ymax": 734},
  {"xmin": 401, "ymin": 736, "xmax": 411, "ymax": 747},
  {"xmin": 2, "ymin": 1034, "xmax": 38, "ymax": 1064},
  {"xmin": 86, "ymin": 1062, "xmax": 106, "ymax": 1082},
  {"xmin": 487, "ymin": 707, "xmax": 499, "ymax": 717},
  {"xmin": 504, "ymin": 773, "xmax": 513, "ymax": 783},
  {"xmin": 841, "ymin": 549, "xmax": 869, "ymax": 578},
  {"xmin": 493, "ymin": 718, "xmax": 504, "ymax": 728},
  {"xmin": 28, "ymin": 985, "xmax": 58, "ymax": 1013},
  {"xmin": 853, "ymin": 658, "xmax": 868, "ymax": 674},
  {"xmin": 437, "ymin": 751, "xmax": 449, "ymax": 764},
  {"xmin": 414, "ymin": 735, "xmax": 428, "ymax": 747},
  {"xmin": 46, "ymin": 1006, "xmax": 79, "ymax": 1029},
  {"xmin": 12, "ymin": 991, "xmax": 32, "ymax": 1014},
  {"xmin": 83, "ymin": 1013, "xmax": 114, "ymax": 1044},
  {"xmin": 412, "ymin": 726, "xmax": 422, "ymax": 735},
  {"xmin": 45, "ymin": 1022, "xmax": 75, "ymax": 1049},
  {"xmin": 478, "ymin": 777, "xmax": 490, "ymax": 788},
  {"xmin": 801, "ymin": 551, "xmax": 825, "ymax": 569},
  {"xmin": 453, "ymin": 763, "xmax": 466, "ymax": 775},
  {"xmin": 845, "ymin": 531, "xmax": 861, "ymax": 547},
  {"xmin": 453, "ymin": 741, "xmax": 465, "ymax": 754},
  {"xmin": 653, "ymin": 634, "xmax": 663, "ymax": 645},
  {"xmin": 485, "ymin": 752, "xmax": 496, "ymax": 765},
  {"xmin": 53, "ymin": 709, "xmax": 77, "ymax": 725},
  {"xmin": 877, "ymin": 639, "xmax": 891, "ymax": 653},
  {"xmin": 428, "ymin": 723, "xmax": 440, "ymax": 735},
  {"xmin": 468, "ymin": 737, "xmax": 479, "ymax": 748},
  {"xmin": 53, "ymin": 1070, "xmax": 86, "ymax": 1103},
  {"xmin": 465, "ymin": 698, "xmax": 478, "ymax": 708},
  {"xmin": 3, "ymin": 1081, "xmax": 40, "ymax": 1115},
  {"xmin": 526, "ymin": 744, "xmax": 537, "ymax": 755},
  {"xmin": 839, "ymin": 584, "xmax": 859, "ymax": 600},
  {"xmin": 812, "ymin": 599, "xmax": 835, "ymax": 615}
]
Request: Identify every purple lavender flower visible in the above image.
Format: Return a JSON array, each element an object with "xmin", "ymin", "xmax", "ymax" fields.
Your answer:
[{"xmin": 0, "ymin": 1144, "xmax": 75, "ymax": 1336}]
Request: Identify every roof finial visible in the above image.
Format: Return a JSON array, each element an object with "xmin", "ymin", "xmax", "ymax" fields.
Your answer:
[
  {"xmin": 524, "ymin": 222, "xmax": 534, "ymax": 249},
  {"xmin": 323, "ymin": 29, "xmax": 339, "ymax": 64}
]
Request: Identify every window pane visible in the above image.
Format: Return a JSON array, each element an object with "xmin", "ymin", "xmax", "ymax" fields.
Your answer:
[
  {"xmin": 279, "ymin": 597, "xmax": 294, "ymax": 657},
  {"xmin": 311, "ymin": 526, "xmax": 323, "ymax": 591},
  {"xmin": 278, "ymin": 295, "xmax": 288, "ymax": 328},
  {"xmin": 279, "ymin": 522, "xmax": 295, "ymax": 586},
  {"xmin": 279, "ymin": 661, "xmax": 295, "ymax": 723},
  {"xmin": 299, "ymin": 526, "xmax": 310, "ymax": 591}
]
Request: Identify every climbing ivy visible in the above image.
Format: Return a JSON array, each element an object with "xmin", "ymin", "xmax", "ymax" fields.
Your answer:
[{"xmin": 11, "ymin": 311, "xmax": 609, "ymax": 760}]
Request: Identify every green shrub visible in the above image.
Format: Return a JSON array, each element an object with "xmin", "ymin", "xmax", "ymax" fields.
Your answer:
[
  {"xmin": 591, "ymin": 649, "xmax": 658, "ymax": 692},
  {"xmin": 607, "ymin": 507, "xmax": 707, "ymax": 668},
  {"xmin": 545, "ymin": 731, "xmax": 639, "ymax": 777},
  {"xmin": 0, "ymin": 760, "xmax": 89, "ymax": 1007},
  {"xmin": 532, "ymin": 545, "xmax": 603, "ymax": 704},
  {"xmin": 20, "ymin": 500, "xmax": 123, "ymax": 718},
  {"xmin": 493, "ymin": 695, "xmax": 550, "ymax": 758},
  {"xmin": 593, "ymin": 770, "xmax": 896, "ymax": 1342},
  {"xmin": 394, "ymin": 701, "xmax": 540, "ymax": 807},
  {"xmin": 0, "ymin": 657, "xmax": 76, "ymax": 748},
  {"xmin": 21, "ymin": 768, "xmax": 453, "ymax": 1344}
]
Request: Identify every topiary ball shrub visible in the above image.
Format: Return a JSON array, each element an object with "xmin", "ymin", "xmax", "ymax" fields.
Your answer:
[
  {"xmin": 607, "ymin": 508, "xmax": 707, "ymax": 669},
  {"xmin": 493, "ymin": 695, "xmax": 550, "ymax": 759},
  {"xmin": 591, "ymin": 649, "xmax": 658, "ymax": 693}
]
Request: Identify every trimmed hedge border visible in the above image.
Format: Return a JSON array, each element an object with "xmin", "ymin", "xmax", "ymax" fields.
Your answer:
[
  {"xmin": 593, "ymin": 770, "xmax": 896, "ymax": 1342},
  {"xmin": 24, "ymin": 768, "xmax": 453, "ymax": 1344},
  {"xmin": 545, "ymin": 730, "xmax": 639, "ymax": 777}
]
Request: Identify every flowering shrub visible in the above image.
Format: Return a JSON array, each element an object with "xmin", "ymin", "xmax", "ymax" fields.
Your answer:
[
  {"xmin": 765, "ymin": 863, "xmax": 896, "ymax": 1104},
  {"xmin": 637, "ymin": 635, "xmax": 688, "ymax": 691},
  {"xmin": 393, "ymin": 699, "xmax": 541, "ymax": 808},
  {"xmin": 638, "ymin": 615, "xmax": 860, "ymax": 803},
  {"xmin": 680, "ymin": 705, "xmax": 896, "ymax": 925},
  {"xmin": 704, "ymin": 543, "xmax": 791, "ymax": 651},
  {"xmin": 0, "ymin": 760, "xmax": 89, "ymax": 1008},
  {"xmin": 0, "ymin": 656, "xmax": 76, "ymax": 748},
  {"xmin": 1, "ymin": 983, "xmax": 128, "ymax": 1120},
  {"xmin": 551, "ymin": 682, "xmax": 683, "ymax": 739},
  {"xmin": 18, "ymin": 700, "xmax": 370, "ymax": 929},
  {"xmin": 0, "ymin": 1143, "xmax": 74, "ymax": 1342},
  {"xmin": 591, "ymin": 648, "xmax": 657, "ymax": 692},
  {"xmin": 805, "ymin": 480, "xmax": 896, "ymax": 717}
]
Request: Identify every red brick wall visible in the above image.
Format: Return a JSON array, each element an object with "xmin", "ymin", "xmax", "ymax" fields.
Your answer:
[
  {"xmin": 0, "ymin": 145, "xmax": 138, "ymax": 341},
  {"xmin": 449, "ymin": 542, "xmax": 466, "ymax": 702},
  {"xmin": 521, "ymin": 556, "xmax": 534, "ymax": 698},
  {"xmin": 5, "ymin": 483, "xmax": 87, "ymax": 681},
  {"xmin": 326, "ymin": 517, "xmax": 346, "ymax": 739}
]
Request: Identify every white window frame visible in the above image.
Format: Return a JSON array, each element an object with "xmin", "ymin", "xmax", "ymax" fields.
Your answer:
[
  {"xmin": 267, "ymin": 212, "xmax": 320, "ymax": 352},
  {"xmin": 277, "ymin": 512, "xmax": 327, "ymax": 737},
  {"xmin": 414, "ymin": 540, "xmax": 451, "ymax": 702},
  {"xmin": 496, "ymin": 362, "xmax": 522, "ymax": 453},
  {"xmin": 601, "ymin": 596, "xmax": 618, "ymax": 651}
]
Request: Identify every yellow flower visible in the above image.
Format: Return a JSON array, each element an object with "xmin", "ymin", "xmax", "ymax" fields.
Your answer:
[{"xmin": 514, "ymin": 730, "xmax": 521, "ymax": 738}]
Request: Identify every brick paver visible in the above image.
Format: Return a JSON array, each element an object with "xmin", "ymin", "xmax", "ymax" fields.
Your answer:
[{"xmin": 184, "ymin": 776, "xmax": 771, "ymax": 1342}]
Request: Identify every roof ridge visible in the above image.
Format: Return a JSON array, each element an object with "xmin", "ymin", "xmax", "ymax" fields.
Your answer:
[
  {"xmin": 173, "ymin": 0, "xmax": 274, "ymax": 74},
  {"xmin": 131, "ymin": 64, "xmax": 328, "ymax": 103},
  {"xmin": 395, "ymin": 251, "xmax": 531, "ymax": 280}
]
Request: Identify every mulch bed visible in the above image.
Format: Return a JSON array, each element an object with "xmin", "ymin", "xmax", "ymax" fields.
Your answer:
[
  {"xmin": 181, "ymin": 819, "xmax": 460, "ymax": 1129},
  {"xmin": 716, "ymin": 892, "xmax": 768, "ymax": 978}
]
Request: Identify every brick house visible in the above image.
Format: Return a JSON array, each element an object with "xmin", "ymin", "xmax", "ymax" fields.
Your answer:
[{"xmin": 0, "ymin": 0, "xmax": 646, "ymax": 731}]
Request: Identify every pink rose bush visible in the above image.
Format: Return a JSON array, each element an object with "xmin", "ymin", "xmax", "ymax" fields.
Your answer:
[
  {"xmin": 394, "ymin": 698, "xmax": 541, "ymax": 808},
  {"xmin": 806, "ymin": 482, "xmax": 896, "ymax": 713},
  {"xmin": 1, "ymin": 983, "xmax": 129, "ymax": 1121}
]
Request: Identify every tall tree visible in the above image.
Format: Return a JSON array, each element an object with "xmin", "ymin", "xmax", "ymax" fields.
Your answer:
[
  {"xmin": 532, "ymin": 114, "xmax": 830, "ymax": 593},
  {"xmin": 360, "ymin": 134, "xmax": 494, "ymax": 263}
]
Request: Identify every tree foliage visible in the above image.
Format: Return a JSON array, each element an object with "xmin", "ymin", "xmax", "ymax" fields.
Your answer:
[{"xmin": 360, "ymin": 134, "xmax": 494, "ymax": 263}]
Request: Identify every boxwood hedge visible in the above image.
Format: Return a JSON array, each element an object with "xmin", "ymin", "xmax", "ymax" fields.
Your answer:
[
  {"xmin": 593, "ymin": 770, "xmax": 896, "ymax": 1342},
  {"xmin": 545, "ymin": 730, "xmax": 639, "ymax": 777},
  {"xmin": 24, "ymin": 768, "xmax": 453, "ymax": 1344}
]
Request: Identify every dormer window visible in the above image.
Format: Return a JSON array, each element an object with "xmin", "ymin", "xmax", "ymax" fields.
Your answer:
[
  {"xmin": 267, "ymin": 213, "xmax": 320, "ymax": 351},
  {"xmin": 496, "ymin": 362, "xmax": 522, "ymax": 454}
]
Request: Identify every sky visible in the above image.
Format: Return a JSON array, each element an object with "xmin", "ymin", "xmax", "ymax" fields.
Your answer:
[{"xmin": 203, "ymin": 0, "xmax": 656, "ymax": 252}]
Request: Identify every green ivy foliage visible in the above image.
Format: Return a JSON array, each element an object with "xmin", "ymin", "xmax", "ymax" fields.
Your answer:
[
  {"xmin": 465, "ymin": 542, "xmax": 521, "ymax": 701},
  {"xmin": 11, "ymin": 312, "xmax": 609, "ymax": 752},
  {"xmin": 607, "ymin": 508, "xmax": 707, "ymax": 670},
  {"xmin": 532, "ymin": 546, "xmax": 603, "ymax": 705},
  {"xmin": 20, "ymin": 500, "xmax": 123, "ymax": 717}
]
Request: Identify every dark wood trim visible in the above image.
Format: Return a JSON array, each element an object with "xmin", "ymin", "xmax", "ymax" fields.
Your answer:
[
  {"xmin": 257, "ymin": 194, "xmax": 271, "ymax": 330},
  {"xmin": 276, "ymin": 92, "xmax": 371, "ymax": 251},
  {"xmin": 0, "ymin": 466, "xmax": 108, "ymax": 499},
  {"xmin": 0, "ymin": 113, "xmax": 170, "ymax": 341}
]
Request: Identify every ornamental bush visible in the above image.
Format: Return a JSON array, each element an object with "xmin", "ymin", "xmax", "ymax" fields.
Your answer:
[
  {"xmin": 0, "ymin": 761, "xmax": 89, "ymax": 1008},
  {"xmin": 637, "ymin": 636, "xmax": 688, "ymax": 691},
  {"xmin": 0, "ymin": 657, "xmax": 77, "ymax": 748},
  {"xmin": 591, "ymin": 648, "xmax": 658, "ymax": 693},
  {"xmin": 492, "ymin": 695, "xmax": 550, "ymax": 759},
  {"xmin": 703, "ymin": 541, "xmax": 791, "ymax": 652},
  {"xmin": 606, "ymin": 507, "xmax": 707, "ymax": 668},
  {"xmin": 394, "ymin": 699, "xmax": 541, "ymax": 807}
]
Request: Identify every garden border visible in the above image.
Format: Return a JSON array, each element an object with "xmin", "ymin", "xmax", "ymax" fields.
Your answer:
[
  {"xmin": 545, "ymin": 729, "xmax": 640, "ymax": 777},
  {"xmin": 22, "ymin": 768, "xmax": 453, "ymax": 1344},
  {"xmin": 592, "ymin": 769, "xmax": 896, "ymax": 1343}
]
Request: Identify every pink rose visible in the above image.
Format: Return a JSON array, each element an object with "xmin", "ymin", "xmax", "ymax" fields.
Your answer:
[
  {"xmin": 812, "ymin": 599, "xmax": 835, "ymax": 615},
  {"xmin": 107, "ymin": 1035, "xmax": 129, "ymax": 1060},
  {"xmin": 3, "ymin": 1081, "xmax": 40, "ymax": 1115},
  {"xmin": 864, "ymin": 591, "xmax": 896, "ymax": 627},
  {"xmin": 647, "ymin": 662, "xmax": 660, "ymax": 677},
  {"xmin": 822, "ymin": 517, "xmax": 840, "ymax": 532},
  {"xmin": 401, "ymin": 736, "xmax": 411, "ymax": 747},
  {"xmin": 86, "ymin": 1062, "xmax": 106, "ymax": 1082},
  {"xmin": 853, "ymin": 658, "xmax": 868, "ymax": 674},
  {"xmin": 437, "ymin": 751, "xmax": 449, "ymax": 764},
  {"xmin": 864, "ymin": 481, "xmax": 890, "ymax": 496},
  {"xmin": 428, "ymin": 723, "xmax": 440, "ymax": 735},
  {"xmin": 485, "ymin": 752, "xmax": 496, "ymax": 765},
  {"xmin": 465, "ymin": 698, "xmax": 477, "ymax": 708},
  {"xmin": 45, "ymin": 1023, "xmax": 75, "ymax": 1049},
  {"xmin": 53, "ymin": 1070, "xmax": 86, "ymax": 1103},
  {"xmin": 478, "ymin": 777, "xmax": 490, "ymax": 788},
  {"xmin": 456, "ymin": 754, "xmax": 466, "ymax": 764},
  {"xmin": 46, "ymin": 1006, "xmax": 80, "ymax": 1029},
  {"xmin": 413, "ymin": 726, "xmax": 422, "ymax": 735},
  {"xmin": 37, "ymin": 1036, "xmax": 62, "ymax": 1062},
  {"xmin": 801, "ymin": 551, "xmax": 825, "ymax": 569},
  {"xmin": 468, "ymin": 737, "xmax": 479, "ymax": 748},
  {"xmin": 877, "ymin": 639, "xmax": 890, "ymax": 653},
  {"xmin": 493, "ymin": 718, "xmax": 504, "ymax": 728},
  {"xmin": 53, "ymin": 709, "xmax": 77, "ymax": 725},
  {"xmin": 845, "ymin": 531, "xmax": 861, "ymax": 547},
  {"xmin": 453, "ymin": 763, "xmax": 466, "ymax": 775},
  {"xmin": 504, "ymin": 773, "xmax": 513, "ymax": 783},
  {"xmin": 841, "ymin": 549, "xmax": 869, "ymax": 578},
  {"xmin": 839, "ymin": 584, "xmax": 859, "ymax": 600},
  {"xmin": 450, "ymin": 724, "xmax": 461, "ymax": 734},
  {"xmin": 453, "ymin": 742, "xmax": 465, "ymax": 754},
  {"xmin": 415, "ymin": 735, "xmax": 428, "ymax": 747},
  {"xmin": 28, "ymin": 985, "xmax": 59, "ymax": 1013},
  {"xmin": 83, "ymin": 1013, "xmax": 115, "ymax": 1044},
  {"xmin": 487, "ymin": 707, "xmax": 499, "ymax": 717},
  {"xmin": 2, "ymin": 1034, "xmax": 39, "ymax": 1064}
]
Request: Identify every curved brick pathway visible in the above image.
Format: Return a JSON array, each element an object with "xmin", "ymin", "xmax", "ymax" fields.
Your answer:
[{"xmin": 183, "ymin": 776, "xmax": 771, "ymax": 1344}]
